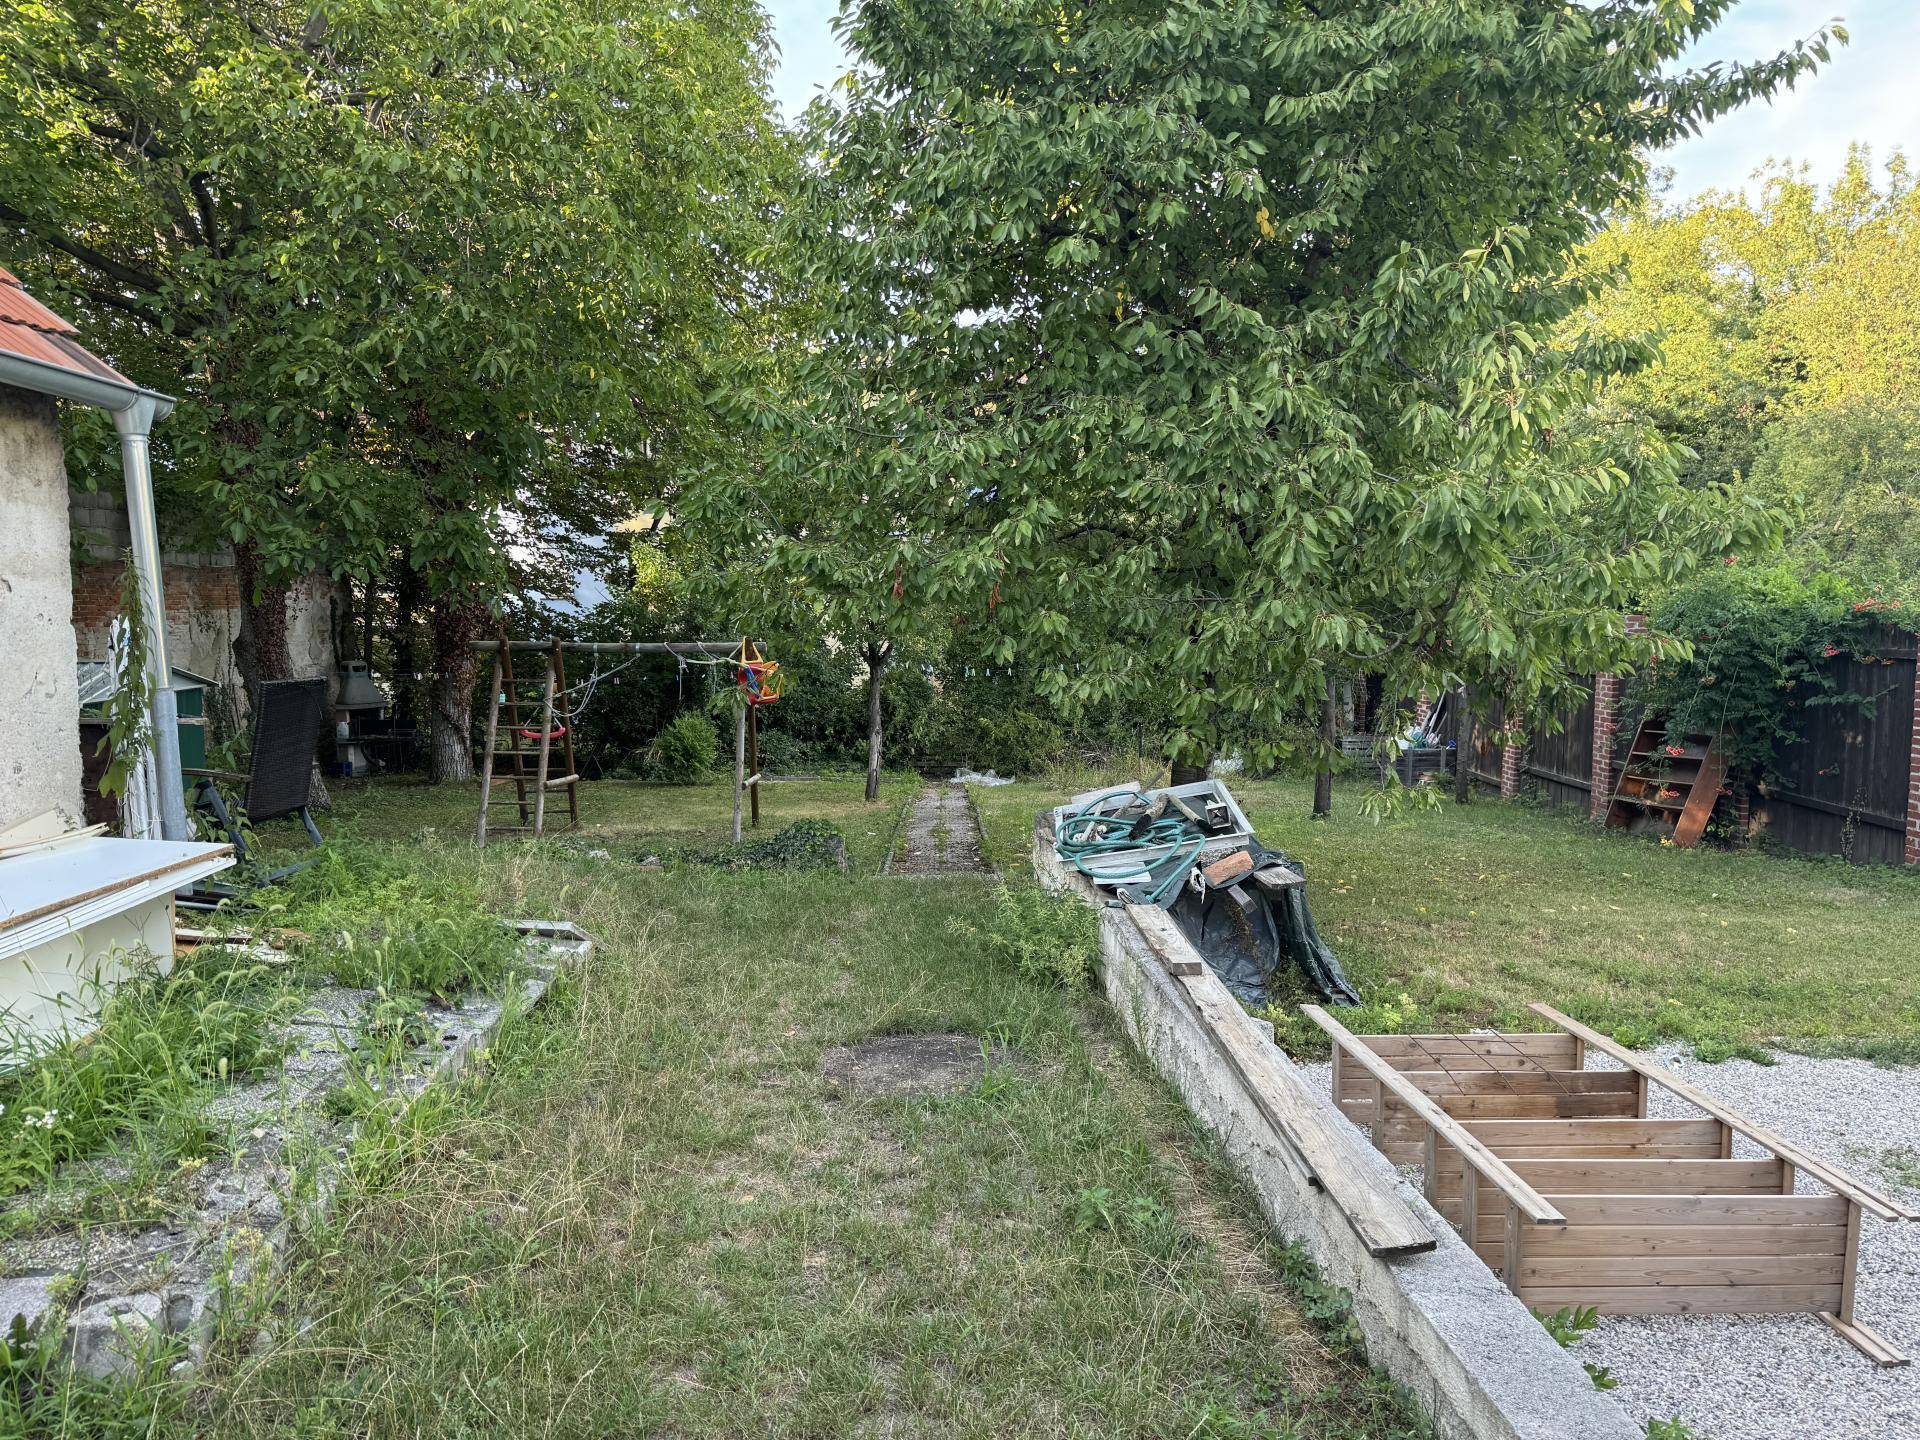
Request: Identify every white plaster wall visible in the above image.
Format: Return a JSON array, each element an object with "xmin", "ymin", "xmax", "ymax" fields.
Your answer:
[{"xmin": 0, "ymin": 385, "xmax": 83, "ymax": 831}]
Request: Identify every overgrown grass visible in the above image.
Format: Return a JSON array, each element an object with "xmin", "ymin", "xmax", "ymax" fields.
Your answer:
[
  {"xmin": 0, "ymin": 953, "xmax": 287, "ymax": 1197},
  {"xmin": 40, "ymin": 779, "xmax": 1431, "ymax": 1440},
  {"xmin": 972, "ymin": 774, "xmax": 1920, "ymax": 1060}
]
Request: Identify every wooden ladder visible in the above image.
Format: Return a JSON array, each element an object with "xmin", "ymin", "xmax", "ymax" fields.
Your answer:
[
  {"xmin": 1605, "ymin": 717, "xmax": 1729, "ymax": 847},
  {"xmin": 474, "ymin": 637, "xmax": 580, "ymax": 847}
]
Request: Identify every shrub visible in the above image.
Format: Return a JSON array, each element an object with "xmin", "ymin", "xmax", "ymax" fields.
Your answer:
[
  {"xmin": 960, "ymin": 884, "xmax": 1099, "ymax": 988},
  {"xmin": 645, "ymin": 712, "xmax": 720, "ymax": 783}
]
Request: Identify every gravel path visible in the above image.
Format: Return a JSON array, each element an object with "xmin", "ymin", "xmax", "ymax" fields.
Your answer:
[
  {"xmin": 1296, "ymin": 1047, "xmax": 1920, "ymax": 1440},
  {"xmin": 887, "ymin": 782, "xmax": 991, "ymax": 875}
]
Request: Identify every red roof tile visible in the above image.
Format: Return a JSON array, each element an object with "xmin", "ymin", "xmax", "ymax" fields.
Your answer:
[{"xmin": 0, "ymin": 267, "xmax": 136, "ymax": 390}]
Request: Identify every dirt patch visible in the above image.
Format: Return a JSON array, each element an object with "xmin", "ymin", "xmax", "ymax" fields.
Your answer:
[{"xmin": 821, "ymin": 1033, "xmax": 1004, "ymax": 1097}]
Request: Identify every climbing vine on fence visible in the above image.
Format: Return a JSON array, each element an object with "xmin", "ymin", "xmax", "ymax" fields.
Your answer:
[{"xmin": 1629, "ymin": 566, "xmax": 1901, "ymax": 784}]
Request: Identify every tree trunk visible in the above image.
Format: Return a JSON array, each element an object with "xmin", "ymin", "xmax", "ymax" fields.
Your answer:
[
  {"xmin": 428, "ymin": 592, "xmax": 488, "ymax": 783},
  {"xmin": 1313, "ymin": 674, "xmax": 1336, "ymax": 818},
  {"xmin": 1454, "ymin": 684, "xmax": 1474, "ymax": 804},
  {"xmin": 864, "ymin": 640, "xmax": 891, "ymax": 802},
  {"xmin": 232, "ymin": 541, "xmax": 292, "ymax": 714}
]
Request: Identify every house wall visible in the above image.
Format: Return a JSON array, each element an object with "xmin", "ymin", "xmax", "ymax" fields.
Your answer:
[
  {"xmin": 0, "ymin": 383, "xmax": 84, "ymax": 830},
  {"xmin": 69, "ymin": 486, "xmax": 338, "ymax": 727}
]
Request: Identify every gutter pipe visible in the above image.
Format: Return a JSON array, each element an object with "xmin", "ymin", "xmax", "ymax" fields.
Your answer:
[{"xmin": 0, "ymin": 352, "xmax": 189, "ymax": 842}]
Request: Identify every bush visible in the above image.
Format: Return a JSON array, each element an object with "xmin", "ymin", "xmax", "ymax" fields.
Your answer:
[
  {"xmin": 958, "ymin": 884, "xmax": 1100, "ymax": 988},
  {"xmin": 646, "ymin": 712, "xmax": 720, "ymax": 783}
]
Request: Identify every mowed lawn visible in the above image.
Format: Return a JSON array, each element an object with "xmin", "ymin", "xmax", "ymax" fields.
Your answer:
[
  {"xmin": 974, "ymin": 775, "xmax": 1920, "ymax": 1062},
  {"xmin": 173, "ymin": 777, "xmax": 1423, "ymax": 1440}
]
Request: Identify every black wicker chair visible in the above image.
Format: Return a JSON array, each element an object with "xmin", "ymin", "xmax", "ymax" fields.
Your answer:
[{"xmin": 183, "ymin": 678, "xmax": 328, "ymax": 884}]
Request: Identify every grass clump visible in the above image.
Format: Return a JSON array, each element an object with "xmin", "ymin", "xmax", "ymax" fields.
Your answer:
[
  {"xmin": 0, "ymin": 953, "xmax": 286, "ymax": 1195},
  {"xmin": 247, "ymin": 846, "xmax": 518, "ymax": 1002},
  {"xmin": 955, "ymin": 882, "xmax": 1099, "ymax": 988}
]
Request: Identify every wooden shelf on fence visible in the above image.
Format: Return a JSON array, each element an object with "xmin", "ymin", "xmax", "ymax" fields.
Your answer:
[
  {"xmin": 1303, "ymin": 1003, "xmax": 1919, "ymax": 1365},
  {"xmin": 1605, "ymin": 719, "xmax": 1727, "ymax": 847}
]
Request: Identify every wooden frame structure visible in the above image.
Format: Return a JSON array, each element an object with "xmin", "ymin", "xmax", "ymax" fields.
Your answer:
[
  {"xmin": 471, "ymin": 639, "xmax": 754, "ymax": 847},
  {"xmin": 1304, "ymin": 1002, "xmax": 1919, "ymax": 1365}
]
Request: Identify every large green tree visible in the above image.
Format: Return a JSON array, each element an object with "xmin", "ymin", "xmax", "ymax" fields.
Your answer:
[
  {"xmin": 700, "ymin": 0, "xmax": 1817, "ymax": 782},
  {"xmin": 0, "ymin": 0, "xmax": 780, "ymax": 776},
  {"xmin": 1578, "ymin": 148, "xmax": 1920, "ymax": 605}
]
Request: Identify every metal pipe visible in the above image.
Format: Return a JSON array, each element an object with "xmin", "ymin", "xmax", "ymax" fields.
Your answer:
[
  {"xmin": 471, "ymin": 640, "xmax": 738, "ymax": 656},
  {"xmin": 114, "ymin": 397, "xmax": 188, "ymax": 842}
]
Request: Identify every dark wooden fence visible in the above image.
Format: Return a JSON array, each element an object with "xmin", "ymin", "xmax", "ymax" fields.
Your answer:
[
  {"xmin": 1751, "ymin": 633, "xmax": 1917, "ymax": 866},
  {"xmin": 1480, "ymin": 627, "xmax": 1917, "ymax": 866}
]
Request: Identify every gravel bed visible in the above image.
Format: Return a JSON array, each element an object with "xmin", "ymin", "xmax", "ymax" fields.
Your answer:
[{"xmin": 1293, "ymin": 1046, "xmax": 1920, "ymax": 1439}]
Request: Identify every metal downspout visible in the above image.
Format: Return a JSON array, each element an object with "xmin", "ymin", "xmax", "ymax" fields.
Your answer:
[{"xmin": 113, "ymin": 396, "xmax": 188, "ymax": 842}]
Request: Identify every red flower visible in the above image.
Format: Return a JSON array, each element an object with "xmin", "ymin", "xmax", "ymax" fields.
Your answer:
[{"xmin": 1822, "ymin": 646, "xmax": 1839, "ymax": 657}]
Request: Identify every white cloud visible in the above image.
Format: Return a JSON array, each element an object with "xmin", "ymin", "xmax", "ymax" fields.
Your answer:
[{"xmin": 1660, "ymin": 0, "xmax": 1919, "ymax": 200}]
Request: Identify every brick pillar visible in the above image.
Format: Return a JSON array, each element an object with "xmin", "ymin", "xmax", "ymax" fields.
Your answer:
[
  {"xmin": 1499, "ymin": 730, "xmax": 1524, "ymax": 799},
  {"xmin": 1590, "ymin": 673, "xmax": 1621, "ymax": 822},
  {"xmin": 1589, "ymin": 614, "xmax": 1648, "ymax": 823},
  {"xmin": 1906, "ymin": 637, "xmax": 1920, "ymax": 865},
  {"xmin": 1414, "ymin": 690, "xmax": 1431, "ymax": 728}
]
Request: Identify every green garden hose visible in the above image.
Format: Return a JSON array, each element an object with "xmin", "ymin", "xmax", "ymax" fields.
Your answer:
[{"xmin": 1054, "ymin": 792, "xmax": 1207, "ymax": 906}]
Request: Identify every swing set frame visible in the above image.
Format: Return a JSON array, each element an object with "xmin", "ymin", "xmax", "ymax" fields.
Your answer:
[{"xmin": 471, "ymin": 637, "xmax": 776, "ymax": 847}]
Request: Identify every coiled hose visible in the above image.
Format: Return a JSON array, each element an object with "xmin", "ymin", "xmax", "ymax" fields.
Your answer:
[{"xmin": 1054, "ymin": 792, "xmax": 1207, "ymax": 907}]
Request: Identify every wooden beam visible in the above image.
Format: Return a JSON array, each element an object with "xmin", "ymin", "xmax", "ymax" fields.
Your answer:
[
  {"xmin": 1528, "ymin": 1004, "xmax": 1920, "ymax": 1221},
  {"xmin": 1301, "ymin": 1006, "xmax": 1565, "ymax": 1227},
  {"xmin": 1125, "ymin": 921, "xmax": 1434, "ymax": 1256}
]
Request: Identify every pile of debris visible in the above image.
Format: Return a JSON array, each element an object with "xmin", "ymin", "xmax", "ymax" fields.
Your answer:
[{"xmin": 1052, "ymin": 779, "xmax": 1359, "ymax": 1007}]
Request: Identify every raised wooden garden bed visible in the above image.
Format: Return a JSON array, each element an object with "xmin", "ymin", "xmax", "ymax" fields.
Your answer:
[{"xmin": 1304, "ymin": 1002, "xmax": 1919, "ymax": 1366}]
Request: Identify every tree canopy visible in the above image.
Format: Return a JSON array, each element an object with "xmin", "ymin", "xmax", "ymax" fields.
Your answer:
[
  {"xmin": 1578, "ymin": 148, "xmax": 1920, "ymax": 605},
  {"xmin": 693, "ymin": 0, "xmax": 1824, "ymax": 776},
  {"xmin": 0, "ymin": 0, "xmax": 782, "ymax": 769}
]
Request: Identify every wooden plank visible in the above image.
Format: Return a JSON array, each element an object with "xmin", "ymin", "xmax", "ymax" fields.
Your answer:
[
  {"xmin": 1436, "ymin": 1092, "xmax": 1641, "ymax": 1120},
  {"xmin": 1521, "ymin": 1284, "xmax": 1843, "ymax": 1316},
  {"xmin": 1528, "ymin": 1004, "xmax": 1920, "ymax": 1221},
  {"xmin": 1357, "ymin": 1033, "xmax": 1577, "ymax": 1062},
  {"xmin": 1301, "ymin": 1006, "xmax": 1565, "ymax": 1226},
  {"xmin": 1819, "ymin": 1312, "xmax": 1909, "ymax": 1367},
  {"xmin": 1547, "ymin": 1194, "xmax": 1850, "ymax": 1226},
  {"xmin": 1464, "ymin": 1117, "xmax": 1726, "ymax": 1147},
  {"xmin": 1519, "ymin": 1253, "xmax": 1846, "ymax": 1288},
  {"xmin": 1395, "ymin": 1069, "xmax": 1638, "ymax": 1096},
  {"xmin": 1125, "ymin": 903, "xmax": 1204, "ymax": 977},
  {"xmin": 1117, "ymin": 935, "xmax": 1434, "ymax": 1257},
  {"xmin": 1501, "ymin": 1158, "xmax": 1787, "ymax": 1195},
  {"xmin": 1522, "ymin": 1225, "xmax": 1848, "ymax": 1258}
]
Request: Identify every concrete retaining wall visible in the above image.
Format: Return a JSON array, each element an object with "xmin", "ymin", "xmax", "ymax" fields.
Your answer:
[{"xmin": 1035, "ymin": 819, "xmax": 1638, "ymax": 1440}]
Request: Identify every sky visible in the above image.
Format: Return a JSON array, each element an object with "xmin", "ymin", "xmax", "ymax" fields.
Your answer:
[{"xmin": 761, "ymin": 0, "xmax": 1920, "ymax": 204}]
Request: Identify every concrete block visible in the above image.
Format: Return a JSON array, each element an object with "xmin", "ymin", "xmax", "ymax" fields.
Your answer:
[
  {"xmin": 0, "ymin": 1274, "xmax": 60, "ymax": 1334},
  {"xmin": 67, "ymin": 1293, "xmax": 164, "ymax": 1380}
]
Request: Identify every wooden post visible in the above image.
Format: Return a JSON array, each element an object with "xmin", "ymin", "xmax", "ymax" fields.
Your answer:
[
  {"xmin": 475, "ymin": 653, "xmax": 503, "ymax": 848},
  {"xmin": 532, "ymin": 654, "xmax": 556, "ymax": 836},
  {"xmin": 1503, "ymin": 1201, "xmax": 1523, "ymax": 1289},
  {"xmin": 732, "ymin": 701, "xmax": 747, "ymax": 843},
  {"xmin": 1460, "ymin": 1152, "xmax": 1479, "ymax": 1248},
  {"xmin": 747, "ymin": 703, "xmax": 761, "ymax": 828}
]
